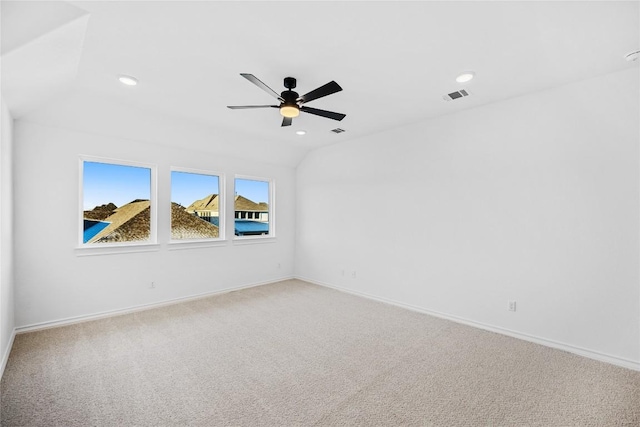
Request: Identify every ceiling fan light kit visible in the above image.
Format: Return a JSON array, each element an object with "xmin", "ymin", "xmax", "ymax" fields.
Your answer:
[
  {"xmin": 280, "ymin": 106, "xmax": 300, "ymax": 118},
  {"xmin": 227, "ymin": 74, "xmax": 346, "ymax": 127}
]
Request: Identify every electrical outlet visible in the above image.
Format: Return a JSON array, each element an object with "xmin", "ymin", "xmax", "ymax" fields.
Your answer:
[
  {"xmin": 508, "ymin": 301, "xmax": 516, "ymax": 312},
  {"xmin": 150, "ymin": 281, "xmax": 156, "ymax": 289},
  {"xmin": 277, "ymin": 263, "xmax": 281, "ymax": 269},
  {"xmin": 351, "ymin": 271, "xmax": 357, "ymax": 279}
]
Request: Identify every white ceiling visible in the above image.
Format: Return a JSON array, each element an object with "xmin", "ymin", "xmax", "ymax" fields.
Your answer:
[{"xmin": 2, "ymin": 1, "xmax": 639, "ymax": 166}]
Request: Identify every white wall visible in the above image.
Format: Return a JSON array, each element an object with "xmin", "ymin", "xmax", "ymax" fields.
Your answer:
[
  {"xmin": 13, "ymin": 121, "xmax": 295, "ymax": 328},
  {"xmin": 296, "ymin": 68, "xmax": 640, "ymax": 368},
  {"xmin": 1, "ymin": 98, "xmax": 16, "ymax": 372}
]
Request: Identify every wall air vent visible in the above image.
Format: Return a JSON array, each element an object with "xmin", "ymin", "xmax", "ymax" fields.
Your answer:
[
  {"xmin": 443, "ymin": 89, "xmax": 470, "ymax": 101},
  {"xmin": 331, "ymin": 128, "xmax": 346, "ymax": 134}
]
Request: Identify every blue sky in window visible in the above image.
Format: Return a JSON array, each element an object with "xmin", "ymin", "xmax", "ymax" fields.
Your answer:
[
  {"xmin": 83, "ymin": 163, "xmax": 269, "ymax": 210},
  {"xmin": 235, "ymin": 178, "xmax": 269, "ymax": 204},
  {"xmin": 83, "ymin": 162, "xmax": 150, "ymax": 210},
  {"xmin": 171, "ymin": 171, "xmax": 219, "ymax": 207},
  {"xmin": 171, "ymin": 174, "xmax": 268, "ymax": 206}
]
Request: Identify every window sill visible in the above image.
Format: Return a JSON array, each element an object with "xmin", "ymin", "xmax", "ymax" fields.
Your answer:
[
  {"xmin": 232, "ymin": 236, "xmax": 277, "ymax": 245},
  {"xmin": 168, "ymin": 240, "xmax": 229, "ymax": 250},
  {"xmin": 75, "ymin": 243, "xmax": 161, "ymax": 257}
]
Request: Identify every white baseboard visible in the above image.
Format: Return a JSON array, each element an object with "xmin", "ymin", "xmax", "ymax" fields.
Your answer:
[
  {"xmin": 16, "ymin": 276, "xmax": 294, "ymax": 334},
  {"xmin": 0, "ymin": 328, "xmax": 16, "ymax": 379},
  {"xmin": 298, "ymin": 276, "xmax": 640, "ymax": 372}
]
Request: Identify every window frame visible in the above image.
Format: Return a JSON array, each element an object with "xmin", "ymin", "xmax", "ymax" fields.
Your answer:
[
  {"xmin": 169, "ymin": 166, "xmax": 226, "ymax": 246},
  {"xmin": 233, "ymin": 175, "xmax": 275, "ymax": 242},
  {"xmin": 77, "ymin": 155, "xmax": 158, "ymax": 253}
]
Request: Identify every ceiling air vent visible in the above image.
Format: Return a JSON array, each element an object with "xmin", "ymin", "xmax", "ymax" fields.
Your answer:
[
  {"xmin": 331, "ymin": 128, "xmax": 346, "ymax": 134},
  {"xmin": 443, "ymin": 89, "xmax": 470, "ymax": 101}
]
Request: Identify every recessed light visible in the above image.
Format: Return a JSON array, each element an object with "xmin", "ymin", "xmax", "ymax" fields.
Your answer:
[
  {"xmin": 296, "ymin": 130, "xmax": 307, "ymax": 136},
  {"xmin": 118, "ymin": 75, "xmax": 138, "ymax": 86},
  {"xmin": 456, "ymin": 71, "xmax": 475, "ymax": 83}
]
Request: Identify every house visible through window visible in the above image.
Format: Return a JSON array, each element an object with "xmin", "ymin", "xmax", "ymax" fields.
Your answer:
[
  {"xmin": 171, "ymin": 170, "xmax": 221, "ymax": 240},
  {"xmin": 82, "ymin": 160, "xmax": 153, "ymax": 245},
  {"xmin": 234, "ymin": 177, "xmax": 271, "ymax": 237}
]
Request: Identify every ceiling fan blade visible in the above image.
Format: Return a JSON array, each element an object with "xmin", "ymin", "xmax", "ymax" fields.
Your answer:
[
  {"xmin": 240, "ymin": 73, "xmax": 284, "ymax": 101},
  {"xmin": 298, "ymin": 81, "xmax": 342, "ymax": 104},
  {"xmin": 281, "ymin": 117, "xmax": 292, "ymax": 127},
  {"xmin": 227, "ymin": 105, "xmax": 279, "ymax": 109},
  {"xmin": 300, "ymin": 106, "xmax": 346, "ymax": 121}
]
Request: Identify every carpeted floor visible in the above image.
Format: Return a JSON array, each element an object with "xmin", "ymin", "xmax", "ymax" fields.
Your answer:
[{"xmin": 1, "ymin": 279, "xmax": 639, "ymax": 426}]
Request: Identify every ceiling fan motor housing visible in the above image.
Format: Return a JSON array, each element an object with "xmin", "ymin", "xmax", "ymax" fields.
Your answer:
[
  {"xmin": 281, "ymin": 89, "xmax": 299, "ymax": 106},
  {"xmin": 283, "ymin": 77, "xmax": 297, "ymax": 89}
]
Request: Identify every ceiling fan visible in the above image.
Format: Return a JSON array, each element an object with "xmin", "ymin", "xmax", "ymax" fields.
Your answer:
[{"xmin": 227, "ymin": 73, "xmax": 346, "ymax": 127}]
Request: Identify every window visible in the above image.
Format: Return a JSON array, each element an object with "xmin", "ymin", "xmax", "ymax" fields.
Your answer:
[
  {"xmin": 234, "ymin": 177, "xmax": 272, "ymax": 237},
  {"xmin": 81, "ymin": 159, "xmax": 155, "ymax": 245},
  {"xmin": 170, "ymin": 169, "xmax": 223, "ymax": 241}
]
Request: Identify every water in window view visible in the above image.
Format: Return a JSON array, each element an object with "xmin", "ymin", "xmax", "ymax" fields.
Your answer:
[{"xmin": 83, "ymin": 220, "xmax": 110, "ymax": 243}]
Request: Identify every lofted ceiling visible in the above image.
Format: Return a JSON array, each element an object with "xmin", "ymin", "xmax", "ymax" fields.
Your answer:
[{"xmin": 1, "ymin": 1, "xmax": 638, "ymax": 166}]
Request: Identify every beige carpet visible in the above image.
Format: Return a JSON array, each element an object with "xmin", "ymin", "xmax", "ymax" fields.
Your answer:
[{"xmin": 1, "ymin": 279, "xmax": 639, "ymax": 426}]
